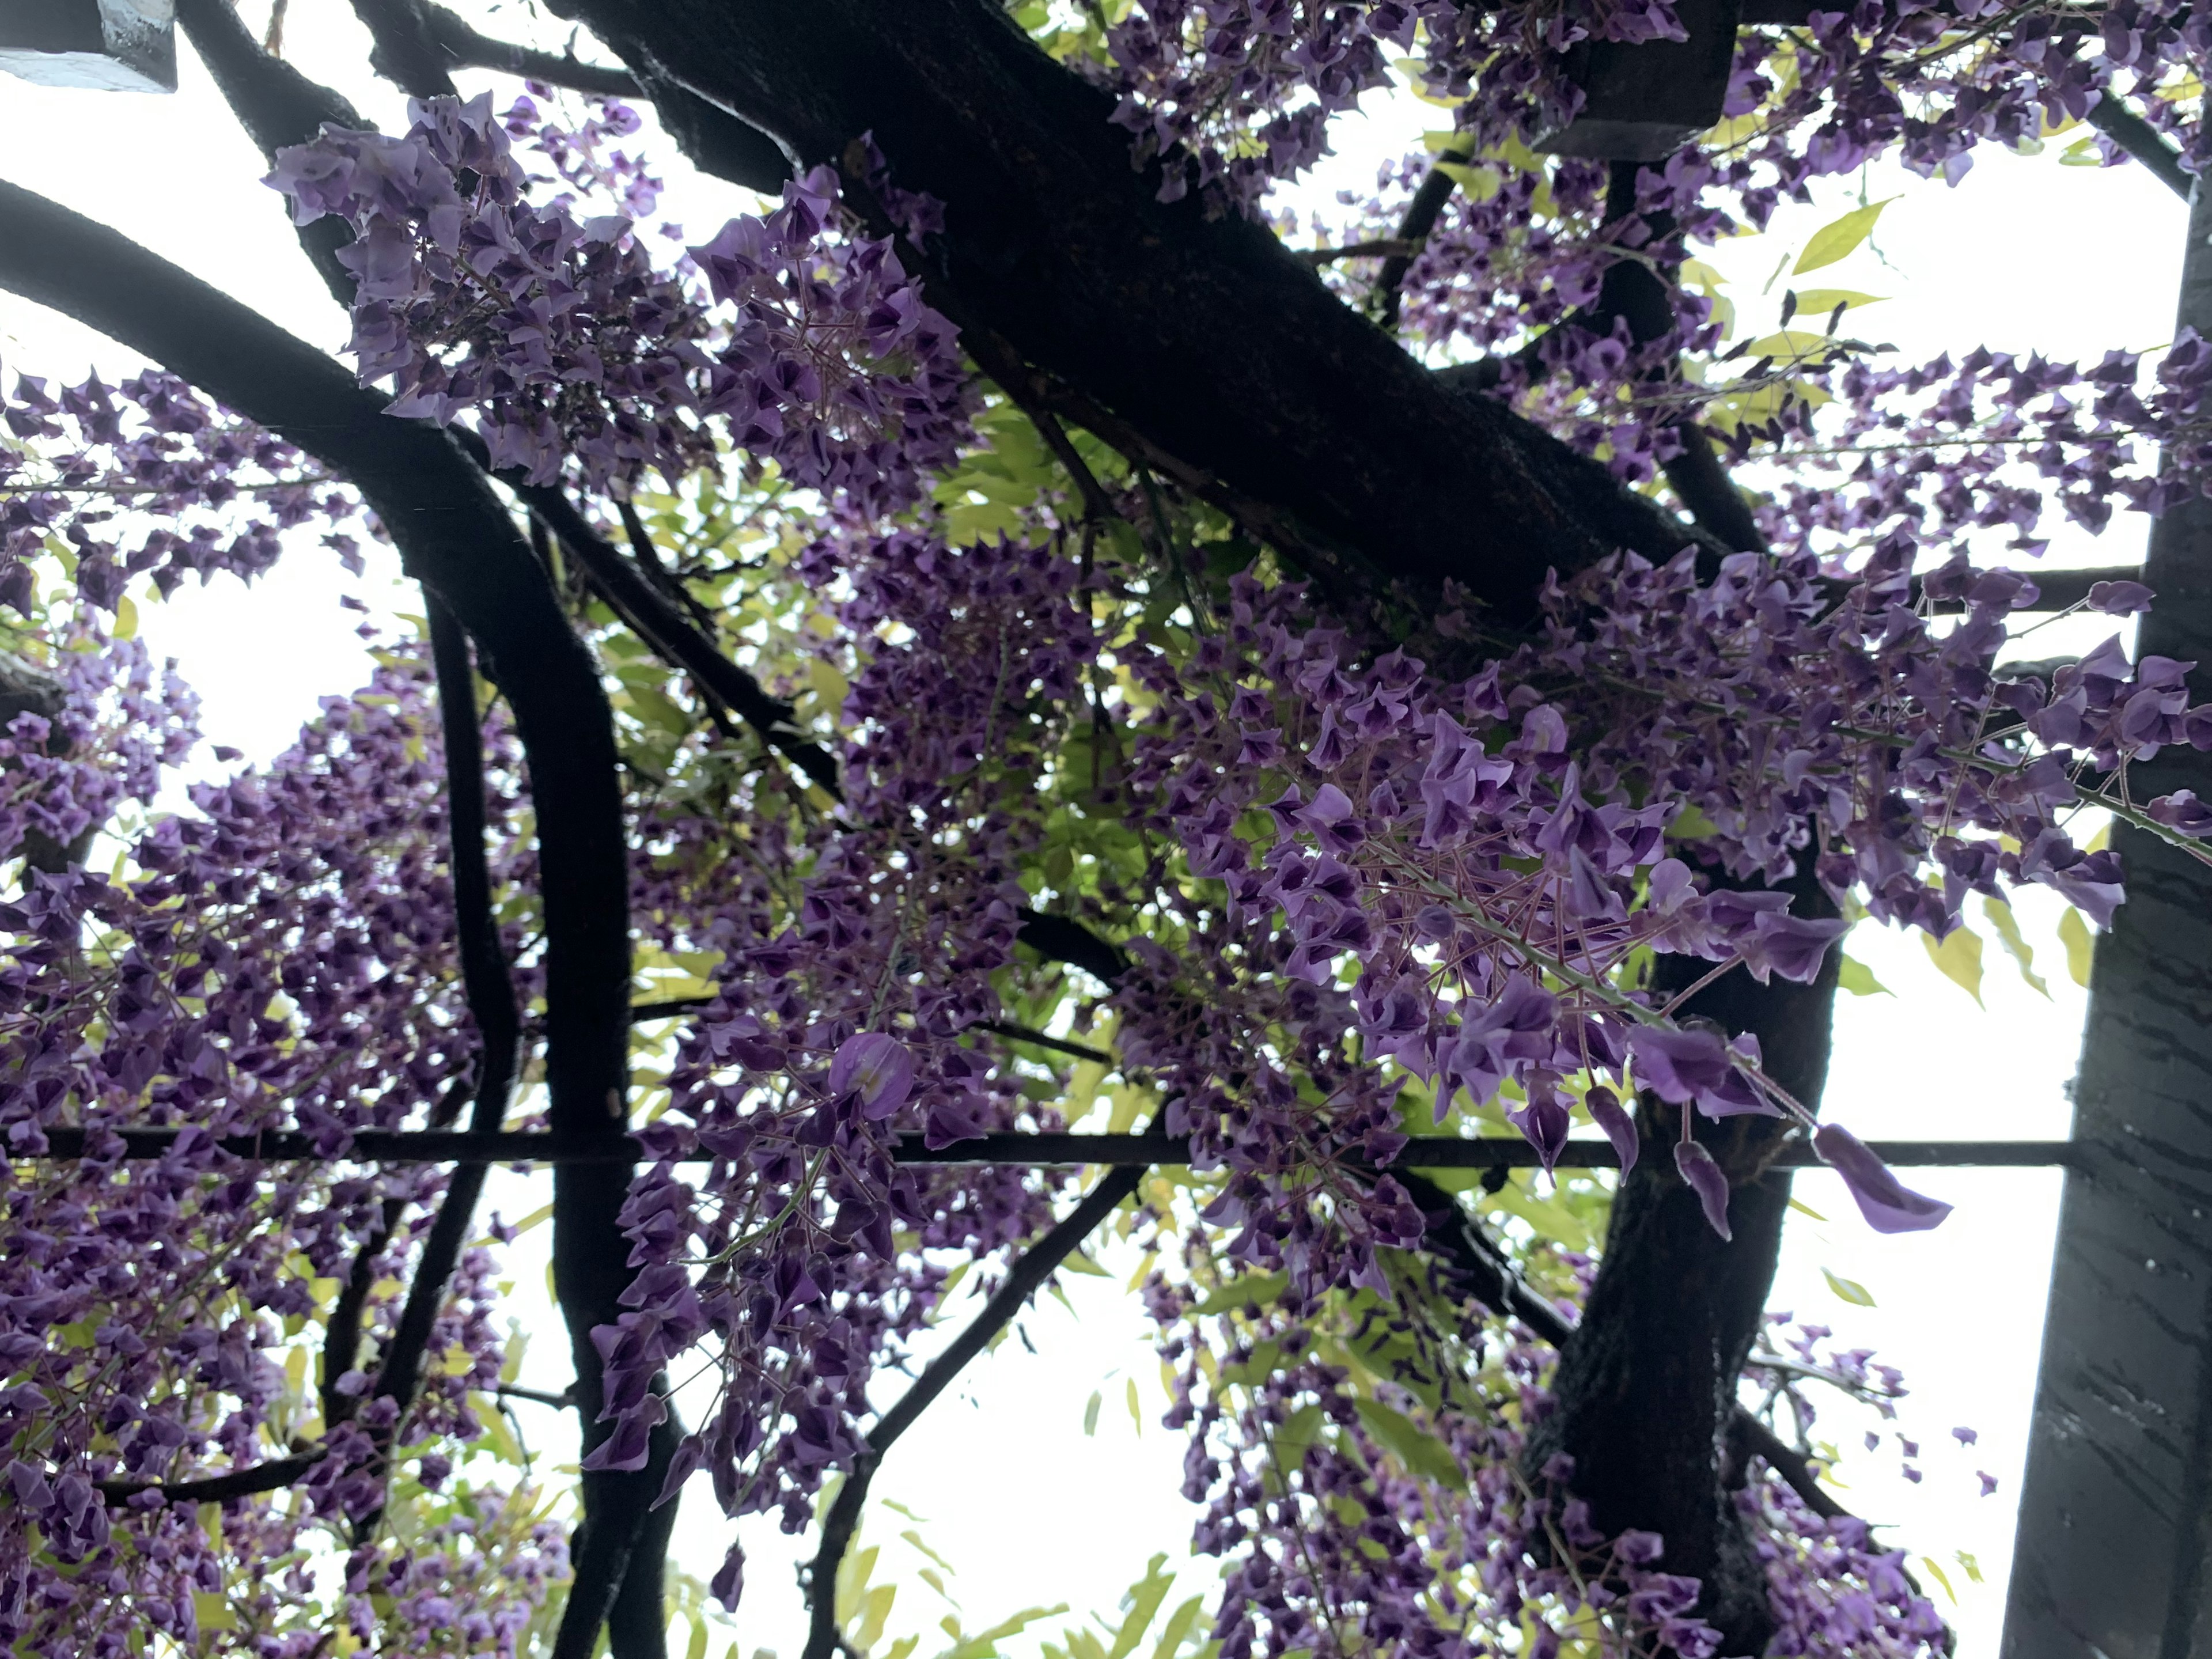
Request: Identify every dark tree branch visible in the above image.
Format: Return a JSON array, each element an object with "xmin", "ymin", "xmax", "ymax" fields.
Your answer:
[
  {"xmin": 2086, "ymin": 95, "xmax": 2195, "ymax": 202},
  {"xmin": 1014, "ymin": 908, "xmax": 1128, "ymax": 986},
  {"xmin": 555, "ymin": 0, "xmax": 1722, "ymax": 622},
  {"xmin": 1305, "ymin": 237, "xmax": 1425, "ymax": 266},
  {"xmin": 0, "ymin": 178, "xmax": 645, "ymax": 1659},
  {"xmin": 518, "ymin": 486, "xmax": 842, "ymax": 796},
  {"xmin": 322, "ymin": 1195, "xmax": 407, "ymax": 1425},
  {"xmin": 100, "ymin": 1449, "xmax": 326, "ymax": 1506},
  {"xmin": 1736, "ymin": 1415, "xmax": 1848, "ymax": 1522},
  {"xmin": 347, "ymin": 0, "xmax": 459, "ymax": 98},
  {"xmin": 971, "ymin": 1018, "xmax": 1114, "ymax": 1066},
  {"xmin": 802, "ymin": 1164, "xmax": 1147, "ymax": 1659},
  {"xmin": 426, "ymin": 596, "xmax": 521, "ymax": 1130},
  {"xmin": 173, "ymin": 0, "xmax": 362, "ymax": 306},
  {"xmin": 1376, "ymin": 132, "xmax": 1472, "ymax": 329}
]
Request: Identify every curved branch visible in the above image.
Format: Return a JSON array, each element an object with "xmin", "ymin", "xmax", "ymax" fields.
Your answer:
[
  {"xmin": 802, "ymin": 1165, "xmax": 1146, "ymax": 1659},
  {"xmin": 2087, "ymin": 95, "xmax": 2195, "ymax": 202},
  {"xmin": 1377, "ymin": 135, "xmax": 1471, "ymax": 329},
  {"xmin": 0, "ymin": 177, "xmax": 645, "ymax": 1657}
]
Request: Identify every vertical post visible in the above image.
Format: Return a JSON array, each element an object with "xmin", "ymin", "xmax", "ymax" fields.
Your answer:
[{"xmin": 2003, "ymin": 157, "xmax": 2212, "ymax": 1659}]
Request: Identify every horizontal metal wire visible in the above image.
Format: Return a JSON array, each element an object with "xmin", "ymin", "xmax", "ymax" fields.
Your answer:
[{"xmin": 17, "ymin": 1126, "xmax": 2080, "ymax": 1169}]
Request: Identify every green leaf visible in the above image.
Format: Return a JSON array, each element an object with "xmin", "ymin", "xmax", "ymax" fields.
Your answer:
[
  {"xmin": 1956, "ymin": 1549, "xmax": 1985, "ymax": 1585},
  {"xmin": 112, "ymin": 594, "xmax": 138, "ymax": 642},
  {"xmin": 1150, "ymin": 1597, "xmax": 1206, "ymax": 1659},
  {"xmin": 1921, "ymin": 925, "xmax": 1985, "ymax": 1007},
  {"xmin": 938, "ymin": 1604, "xmax": 1071, "ymax": 1659},
  {"xmin": 1190, "ymin": 1271, "xmax": 1287, "ymax": 1317},
  {"xmin": 686, "ymin": 1616, "xmax": 711, "ymax": 1659},
  {"xmin": 192, "ymin": 1592, "xmax": 235, "ymax": 1632},
  {"xmin": 1835, "ymin": 955, "xmax": 1890, "ymax": 997},
  {"xmin": 1793, "ymin": 197, "xmax": 1896, "ymax": 274},
  {"xmin": 2059, "ymin": 907, "xmax": 2096, "ymax": 987},
  {"xmin": 1084, "ymin": 1390, "xmax": 1103, "ymax": 1436},
  {"xmin": 1105, "ymin": 1555, "xmax": 1176, "ymax": 1659},
  {"xmin": 1274, "ymin": 1403, "xmax": 1325, "ymax": 1476},
  {"xmin": 1061, "ymin": 1247, "xmax": 1111, "ymax": 1278},
  {"xmin": 1787, "ymin": 1196, "xmax": 1829, "ymax": 1222},
  {"xmin": 1980, "ymin": 897, "xmax": 2050, "ymax": 997},
  {"xmin": 1823, "ymin": 1267, "xmax": 1876, "ymax": 1307},
  {"xmin": 1353, "ymin": 1398, "xmax": 1465, "ymax": 1489},
  {"xmin": 1126, "ymin": 1376, "xmax": 1144, "ymax": 1435}
]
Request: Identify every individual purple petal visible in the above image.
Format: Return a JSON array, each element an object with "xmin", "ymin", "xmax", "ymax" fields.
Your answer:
[
  {"xmin": 1674, "ymin": 1139, "xmax": 1732, "ymax": 1241},
  {"xmin": 2087, "ymin": 578, "xmax": 2154, "ymax": 616},
  {"xmin": 1508, "ymin": 1087, "xmax": 1571, "ymax": 1173},
  {"xmin": 1630, "ymin": 1024, "xmax": 1733, "ymax": 1105},
  {"xmin": 829, "ymin": 1032, "xmax": 916, "ymax": 1119},
  {"xmin": 1813, "ymin": 1123, "xmax": 1953, "ymax": 1233},
  {"xmin": 1585, "ymin": 1084, "xmax": 1638, "ymax": 1175}
]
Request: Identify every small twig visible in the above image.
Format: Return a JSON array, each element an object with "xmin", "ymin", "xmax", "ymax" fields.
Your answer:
[
  {"xmin": 1305, "ymin": 237, "xmax": 1425, "ymax": 265},
  {"xmin": 498, "ymin": 1382, "xmax": 579, "ymax": 1410},
  {"xmin": 100, "ymin": 1449, "xmax": 326, "ymax": 1506},
  {"xmin": 971, "ymin": 1018, "xmax": 1114, "ymax": 1066},
  {"xmin": 801, "ymin": 1164, "xmax": 1149, "ymax": 1659}
]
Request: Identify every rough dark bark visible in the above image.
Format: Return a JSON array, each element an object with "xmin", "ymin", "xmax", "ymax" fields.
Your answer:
[
  {"xmin": 552, "ymin": 0, "xmax": 1717, "ymax": 623},
  {"xmin": 1528, "ymin": 868, "xmax": 1842, "ymax": 1653},
  {"xmin": 2003, "ymin": 170, "xmax": 2212, "ymax": 1659}
]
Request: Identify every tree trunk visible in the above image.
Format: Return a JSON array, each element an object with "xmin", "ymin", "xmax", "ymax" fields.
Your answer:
[
  {"xmin": 2002, "ymin": 162, "xmax": 2212, "ymax": 1659},
  {"xmin": 1529, "ymin": 866, "xmax": 1841, "ymax": 1653}
]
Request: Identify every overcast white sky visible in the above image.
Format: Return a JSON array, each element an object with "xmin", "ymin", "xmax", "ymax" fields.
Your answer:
[{"xmin": 0, "ymin": 6, "xmax": 2193, "ymax": 1654}]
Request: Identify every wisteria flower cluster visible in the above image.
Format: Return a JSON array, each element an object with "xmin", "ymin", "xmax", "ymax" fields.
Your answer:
[
  {"xmin": 270, "ymin": 94, "xmax": 975, "ymax": 512},
  {"xmin": 1, "ymin": 368, "xmax": 358, "ymax": 616}
]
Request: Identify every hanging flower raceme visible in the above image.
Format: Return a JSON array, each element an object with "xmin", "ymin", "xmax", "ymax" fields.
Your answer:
[{"xmin": 267, "ymin": 95, "xmax": 975, "ymax": 512}]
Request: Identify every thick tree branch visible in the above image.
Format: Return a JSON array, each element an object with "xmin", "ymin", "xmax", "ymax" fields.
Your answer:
[
  {"xmin": 802, "ymin": 1164, "xmax": 1147, "ymax": 1659},
  {"xmin": 0, "ymin": 177, "xmax": 647, "ymax": 1659},
  {"xmin": 556, "ymin": 0, "xmax": 1720, "ymax": 623}
]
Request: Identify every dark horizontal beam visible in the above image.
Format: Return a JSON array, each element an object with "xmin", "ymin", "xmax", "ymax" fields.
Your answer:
[{"xmin": 18, "ymin": 1127, "xmax": 2081, "ymax": 1169}]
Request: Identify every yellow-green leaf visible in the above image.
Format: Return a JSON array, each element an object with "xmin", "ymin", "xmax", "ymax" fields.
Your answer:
[
  {"xmin": 1353, "ymin": 1399, "xmax": 1464, "ymax": 1489},
  {"xmin": 2059, "ymin": 907, "xmax": 2096, "ymax": 987},
  {"xmin": 1835, "ymin": 955, "xmax": 1890, "ymax": 997},
  {"xmin": 1083, "ymin": 1389, "xmax": 1103, "ymax": 1436},
  {"xmin": 1823, "ymin": 1267, "xmax": 1876, "ymax": 1307},
  {"xmin": 1060, "ymin": 1247, "xmax": 1111, "ymax": 1278},
  {"xmin": 1956, "ymin": 1549, "xmax": 1985, "ymax": 1585},
  {"xmin": 192, "ymin": 1592, "xmax": 236, "ymax": 1632},
  {"xmin": 1191, "ymin": 1271, "xmax": 1287, "ymax": 1316},
  {"xmin": 1920, "ymin": 1556, "xmax": 1957, "ymax": 1605},
  {"xmin": 1980, "ymin": 897, "xmax": 2050, "ymax": 997},
  {"xmin": 1790, "ymin": 289, "xmax": 1885, "ymax": 316},
  {"xmin": 686, "ymin": 1616, "xmax": 710, "ymax": 1659},
  {"xmin": 1788, "ymin": 1196, "xmax": 1828, "ymax": 1222},
  {"xmin": 112, "ymin": 594, "xmax": 138, "ymax": 642},
  {"xmin": 1151, "ymin": 1597, "xmax": 1206, "ymax": 1659},
  {"xmin": 1126, "ymin": 1375, "xmax": 1143, "ymax": 1435},
  {"xmin": 1922, "ymin": 925, "xmax": 1985, "ymax": 1007},
  {"xmin": 1433, "ymin": 160, "xmax": 1502, "ymax": 201},
  {"xmin": 1793, "ymin": 197, "xmax": 1896, "ymax": 273}
]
